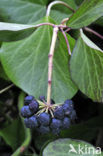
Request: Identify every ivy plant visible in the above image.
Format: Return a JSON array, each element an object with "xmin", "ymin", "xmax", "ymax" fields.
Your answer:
[{"xmin": 0, "ymin": 0, "xmax": 103, "ymax": 155}]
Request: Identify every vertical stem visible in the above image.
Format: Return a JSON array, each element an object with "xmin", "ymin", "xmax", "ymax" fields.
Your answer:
[{"xmin": 47, "ymin": 26, "xmax": 59, "ymax": 105}]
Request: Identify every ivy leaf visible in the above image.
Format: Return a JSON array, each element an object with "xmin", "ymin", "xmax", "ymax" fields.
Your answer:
[
  {"xmin": 0, "ymin": 0, "xmax": 46, "ymax": 24},
  {"xmin": 42, "ymin": 138, "xmax": 99, "ymax": 156},
  {"xmin": 0, "ymin": 18, "xmax": 77, "ymax": 103},
  {"xmin": 0, "ymin": 17, "xmax": 52, "ymax": 41},
  {"xmin": 21, "ymin": 0, "xmax": 48, "ymax": 5},
  {"xmin": 70, "ymin": 30, "xmax": 103, "ymax": 102},
  {"xmin": 67, "ymin": 0, "xmax": 103, "ymax": 29}
]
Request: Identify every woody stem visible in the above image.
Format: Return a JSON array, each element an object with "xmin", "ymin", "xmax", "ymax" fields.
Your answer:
[{"xmin": 47, "ymin": 26, "xmax": 59, "ymax": 105}]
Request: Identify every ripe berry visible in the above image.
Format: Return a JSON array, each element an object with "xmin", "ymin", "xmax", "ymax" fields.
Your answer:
[
  {"xmin": 24, "ymin": 116, "xmax": 38, "ymax": 128},
  {"xmin": 24, "ymin": 95, "xmax": 34, "ymax": 104},
  {"xmin": 29, "ymin": 100, "xmax": 39, "ymax": 113},
  {"xmin": 39, "ymin": 95, "xmax": 45, "ymax": 102},
  {"xmin": 52, "ymin": 128, "xmax": 60, "ymax": 135},
  {"xmin": 54, "ymin": 106, "xmax": 64, "ymax": 119},
  {"xmin": 62, "ymin": 117, "xmax": 71, "ymax": 129},
  {"xmin": 70, "ymin": 110, "xmax": 77, "ymax": 121},
  {"xmin": 38, "ymin": 112, "xmax": 51, "ymax": 126},
  {"xmin": 38, "ymin": 125, "xmax": 50, "ymax": 134},
  {"xmin": 63, "ymin": 99, "xmax": 74, "ymax": 115},
  {"xmin": 50, "ymin": 118, "xmax": 62, "ymax": 129},
  {"xmin": 20, "ymin": 106, "xmax": 34, "ymax": 117}
]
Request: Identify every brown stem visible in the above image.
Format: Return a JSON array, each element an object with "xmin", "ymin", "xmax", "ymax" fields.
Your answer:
[
  {"xmin": 84, "ymin": 27, "xmax": 103, "ymax": 39},
  {"xmin": 47, "ymin": 26, "xmax": 59, "ymax": 105}
]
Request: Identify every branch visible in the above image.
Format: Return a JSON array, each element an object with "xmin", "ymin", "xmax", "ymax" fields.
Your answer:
[
  {"xmin": 46, "ymin": 1, "xmax": 75, "ymax": 16},
  {"xmin": 84, "ymin": 27, "xmax": 103, "ymax": 40},
  {"xmin": 47, "ymin": 26, "xmax": 59, "ymax": 105},
  {"xmin": 0, "ymin": 84, "xmax": 14, "ymax": 94},
  {"xmin": 60, "ymin": 28, "xmax": 71, "ymax": 55}
]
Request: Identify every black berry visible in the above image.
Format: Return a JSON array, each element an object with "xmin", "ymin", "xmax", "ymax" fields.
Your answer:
[
  {"xmin": 50, "ymin": 118, "xmax": 62, "ymax": 129},
  {"xmin": 63, "ymin": 99, "xmax": 74, "ymax": 115},
  {"xmin": 38, "ymin": 125, "xmax": 50, "ymax": 134},
  {"xmin": 24, "ymin": 95, "xmax": 34, "ymax": 104},
  {"xmin": 70, "ymin": 110, "xmax": 77, "ymax": 121},
  {"xmin": 62, "ymin": 117, "xmax": 71, "ymax": 129},
  {"xmin": 29, "ymin": 100, "xmax": 39, "ymax": 113},
  {"xmin": 24, "ymin": 116, "xmax": 38, "ymax": 128},
  {"xmin": 20, "ymin": 106, "xmax": 34, "ymax": 117},
  {"xmin": 39, "ymin": 95, "xmax": 45, "ymax": 102},
  {"xmin": 38, "ymin": 112, "xmax": 51, "ymax": 126},
  {"xmin": 54, "ymin": 106, "xmax": 64, "ymax": 119},
  {"xmin": 52, "ymin": 128, "xmax": 60, "ymax": 135}
]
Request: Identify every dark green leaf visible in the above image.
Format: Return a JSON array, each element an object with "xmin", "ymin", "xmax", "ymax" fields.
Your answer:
[
  {"xmin": 0, "ymin": 0, "xmax": 46, "ymax": 24},
  {"xmin": 0, "ymin": 18, "xmax": 77, "ymax": 103},
  {"xmin": 0, "ymin": 18, "xmax": 51, "ymax": 41},
  {"xmin": 70, "ymin": 31, "xmax": 103, "ymax": 102},
  {"xmin": 67, "ymin": 0, "xmax": 103, "ymax": 29}
]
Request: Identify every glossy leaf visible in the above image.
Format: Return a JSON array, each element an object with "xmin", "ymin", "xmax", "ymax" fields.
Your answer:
[
  {"xmin": 0, "ymin": 18, "xmax": 52, "ymax": 41},
  {"xmin": 67, "ymin": 0, "xmax": 103, "ymax": 29},
  {"xmin": 0, "ymin": 19, "xmax": 77, "ymax": 103},
  {"xmin": 70, "ymin": 31, "xmax": 103, "ymax": 102},
  {"xmin": 0, "ymin": 0, "xmax": 46, "ymax": 24}
]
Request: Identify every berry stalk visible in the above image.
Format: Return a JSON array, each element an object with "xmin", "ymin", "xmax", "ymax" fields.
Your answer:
[{"xmin": 47, "ymin": 26, "xmax": 59, "ymax": 106}]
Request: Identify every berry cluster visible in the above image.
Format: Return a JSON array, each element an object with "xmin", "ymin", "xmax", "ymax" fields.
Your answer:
[{"xmin": 20, "ymin": 95, "xmax": 77, "ymax": 135}]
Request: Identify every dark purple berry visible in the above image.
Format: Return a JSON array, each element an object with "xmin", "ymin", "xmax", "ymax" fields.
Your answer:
[
  {"xmin": 62, "ymin": 117, "xmax": 71, "ymax": 129},
  {"xmin": 38, "ymin": 112, "xmax": 51, "ymax": 126},
  {"xmin": 38, "ymin": 125, "xmax": 50, "ymax": 134},
  {"xmin": 20, "ymin": 106, "xmax": 34, "ymax": 117},
  {"xmin": 39, "ymin": 95, "xmax": 45, "ymax": 102},
  {"xmin": 29, "ymin": 100, "xmax": 39, "ymax": 113},
  {"xmin": 54, "ymin": 106, "xmax": 64, "ymax": 119},
  {"xmin": 50, "ymin": 118, "xmax": 62, "ymax": 129},
  {"xmin": 24, "ymin": 116, "xmax": 38, "ymax": 128},
  {"xmin": 70, "ymin": 110, "xmax": 77, "ymax": 121},
  {"xmin": 24, "ymin": 95, "xmax": 34, "ymax": 104},
  {"xmin": 63, "ymin": 99, "xmax": 74, "ymax": 115},
  {"xmin": 52, "ymin": 128, "xmax": 60, "ymax": 135}
]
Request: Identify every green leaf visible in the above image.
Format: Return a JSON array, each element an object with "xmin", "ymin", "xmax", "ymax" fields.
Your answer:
[
  {"xmin": 21, "ymin": 0, "xmax": 48, "ymax": 5},
  {"xmin": 95, "ymin": 16, "xmax": 103, "ymax": 26},
  {"xmin": 67, "ymin": 0, "xmax": 103, "ymax": 29},
  {"xmin": 0, "ymin": 118, "xmax": 25, "ymax": 150},
  {"xmin": 70, "ymin": 31, "xmax": 103, "ymax": 102},
  {"xmin": 42, "ymin": 138, "xmax": 100, "ymax": 156},
  {"xmin": 0, "ymin": 64, "xmax": 9, "ymax": 80},
  {"xmin": 0, "ymin": 18, "xmax": 77, "ymax": 103},
  {"xmin": 0, "ymin": 17, "xmax": 52, "ymax": 41},
  {"xmin": 0, "ymin": 0, "xmax": 46, "ymax": 24}
]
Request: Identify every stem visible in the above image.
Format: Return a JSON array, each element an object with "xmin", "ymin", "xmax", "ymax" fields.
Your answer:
[
  {"xmin": 0, "ymin": 84, "xmax": 14, "ymax": 94},
  {"xmin": 47, "ymin": 26, "xmax": 59, "ymax": 105},
  {"xmin": 46, "ymin": 1, "xmax": 75, "ymax": 16},
  {"xmin": 65, "ymin": 27, "xmax": 71, "ymax": 33},
  {"xmin": 84, "ymin": 27, "xmax": 103, "ymax": 39},
  {"xmin": 60, "ymin": 28, "xmax": 71, "ymax": 55}
]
